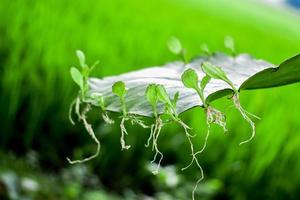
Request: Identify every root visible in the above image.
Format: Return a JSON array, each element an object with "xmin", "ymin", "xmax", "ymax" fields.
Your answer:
[
  {"xmin": 67, "ymin": 105, "xmax": 101, "ymax": 164},
  {"xmin": 75, "ymin": 96, "xmax": 81, "ymax": 120},
  {"xmin": 178, "ymin": 119, "xmax": 204, "ymax": 200},
  {"xmin": 101, "ymin": 112, "xmax": 114, "ymax": 124},
  {"xmin": 233, "ymin": 94, "xmax": 256, "ymax": 145},
  {"xmin": 130, "ymin": 116, "xmax": 149, "ymax": 129},
  {"xmin": 145, "ymin": 124, "xmax": 155, "ymax": 148},
  {"xmin": 150, "ymin": 118, "xmax": 164, "ymax": 174},
  {"xmin": 206, "ymin": 106, "xmax": 227, "ymax": 132},
  {"xmin": 68, "ymin": 98, "xmax": 76, "ymax": 125},
  {"xmin": 120, "ymin": 118, "xmax": 131, "ymax": 150}
]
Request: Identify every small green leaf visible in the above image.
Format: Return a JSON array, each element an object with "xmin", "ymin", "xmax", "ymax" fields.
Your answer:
[
  {"xmin": 200, "ymin": 75, "xmax": 211, "ymax": 91},
  {"xmin": 167, "ymin": 37, "xmax": 182, "ymax": 55},
  {"xmin": 76, "ymin": 50, "xmax": 86, "ymax": 68},
  {"xmin": 146, "ymin": 84, "xmax": 158, "ymax": 107},
  {"xmin": 112, "ymin": 81, "xmax": 127, "ymax": 98},
  {"xmin": 201, "ymin": 62, "xmax": 230, "ymax": 83},
  {"xmin": 70, "ymin": 67, "xmax": 83, "ymax": 89},
  {"xmin": 224, "ymin": 36, "xmax": 235, "ymax": 53},
  {"xmin": 181, "ymin": 68, "xmax": 199, "ymax": 90},
  {"xmin": 172, "ymin": 91, "xmax": 180, "ymax": 107},
  {"xmin": 156, "ymin": 85, "xmax": 172, "ymax": 106}
]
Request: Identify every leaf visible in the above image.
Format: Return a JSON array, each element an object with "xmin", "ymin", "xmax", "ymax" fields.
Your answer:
[
  {"xmin": 224, "ymin": 36, "xmax": 235, "ymax": 53},
  {"xmin": 156, "ymin": 84, "xmax": 172, "ymax": 106},
  {"xmin": 172, "ymin": 91, "xmax": 180, "ymax": 107},
  {"xmin": 200, "ymin": 75, "xmax": 211, "ymax": 91},
  {"xmin": 181, "ymin": 68, "xmax": 199, "ymax": 90},
  {"xmin": 76, "ymin": 50, "xmax": 86, "ymax": 68},
  {"xmin": 87, "ymin": 53, "xmax": 300, "ymax": 117},
  {"xmin": 240, "ymin": 54, "xmax": 300, "ymax": 89},
  {"xmin": 146, "ymin": 84, "xmax": 158, "ymax": 107},
  {"xmin": 112, "ymin": 81, "xmax": 127, "ymax": 98},
  {"xmin": 167, "ymin": 37, "xmax": 182, "ymax": 55},
  {"xmin": 70, "ymin": 67, "xmax": 83, "ymax": 89},
  {"xmin": 201, "ymin": 62, "xmax": 235, "ymax": 89}
]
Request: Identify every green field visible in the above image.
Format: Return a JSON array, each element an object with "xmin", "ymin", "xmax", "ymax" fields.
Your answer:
[{"xmin": 1, "ymin": 0, "xmax": 300, "ymax": 199}]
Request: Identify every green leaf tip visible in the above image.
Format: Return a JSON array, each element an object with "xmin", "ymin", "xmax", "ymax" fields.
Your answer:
[
  {"xmin": 181, "ymin": 68, "xmax": 199, "ymax": 90},
  {"xmin": 167, "ymin": 36, "xmax": 182, "ymax": 55},
  {"xmin": 112, "ymin": 81, "xmax": 127, "ymax": 98},
  {"xmin": 70, "ymin": 67, "xmax": 83, "ymax": 89}
]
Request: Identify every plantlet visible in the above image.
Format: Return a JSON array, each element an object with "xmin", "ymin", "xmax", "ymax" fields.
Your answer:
[
  {"xmin": 112, "ymin": 81, "xmax": 131, "ymax": 150},
  {"xmin": 167, "ymin": 36, "xmax": 188, "ymax": 63},
  {"xmin": 68, "ymin": 50, "xmax": 109, "ymax": 164},
  {"xmin": 224, "ymin": 36, "xmax": 236, "ymax": 55},
  {"xmin": 145, "ymin": 84, "xmax": 164, "ymax": 174},
  {"xmin": 181, "ymin": 68, "xmax": 228, "ymax": 200},
  {"xmin": 181, "ymin": 68, "xmax": 227, "ymax": 149},
  {"xmin": 112, "ymin": 81, "xmax": 149, "ymax": 150},
  {"xmin": 201, "ymin": 61, "xmax": 257, "ymax": 145}
]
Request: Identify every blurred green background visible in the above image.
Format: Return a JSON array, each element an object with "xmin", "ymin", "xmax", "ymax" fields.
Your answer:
[{"xmin": 1, "ymin": 0, "xmax": 300, "ymax": 199}]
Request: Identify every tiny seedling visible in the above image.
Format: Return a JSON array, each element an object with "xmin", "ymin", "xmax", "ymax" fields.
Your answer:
[
  {"xmin": 224, "ymin": 36, "xmax": 236, "ymax": 55},
  {"xmin": 167, "ymin": 36, "xmax": 188, "ymax": 63},
  {"xmin": 112, "ymin": 81, "xmax": 131, "ymax": 150},
  {"xmin": 112, "ymin": 81, "xmax": 149, "ymax": 150},
  {"xmin": 201, "ymin": 61, "xmax": 257, "ymax": 145},
  {"xmin": 145, "ymin": 84, "xmax": 164, "ymax": 174},
  {"xmin": 68, "ymin": 50, "xmax": 108, "ymax": 164}
]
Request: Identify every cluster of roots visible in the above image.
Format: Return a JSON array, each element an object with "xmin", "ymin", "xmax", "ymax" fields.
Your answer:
[{"xmin": 68, "ymin": 92, "xmax": 258, "ymax": 200}]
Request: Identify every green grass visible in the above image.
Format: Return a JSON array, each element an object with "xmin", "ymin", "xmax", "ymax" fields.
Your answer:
[{"xmin": 1, "ymin": 0, "xmax": 300, "ymax": 199}]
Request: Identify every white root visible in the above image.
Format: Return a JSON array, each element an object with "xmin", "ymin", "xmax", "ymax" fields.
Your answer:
[
  {"xmin": 145, "ymin": 124, "xmax": 155, "ymax": 148},
  {"xmin": 120, "ymin": 117, "xmax": 131, "ymax": 150},
  {"xmin": 68, "ymin": 98, "xmax": 76, "ymax": 125},
  {"xmin": 67, "ymin": 104, "xmax": 101, "ymax": 164},
  {"xmin": 206, "ymin": 106, "xmax": 227, "ymax": 132},
  {"xmin": 150, "ymin": 118, "xmax": 164, "ymax": 174},
  {"xmin": 178, "ymin": 120, "xmax": 204, "ymax": 200},
  {"xmin": 102, "ymin": 112, "xmax": 114, "ymax": 124},
  {"xmin": 75, "ymin": 96, "xmax": 81, "ymax": 120},
  {"xmin": 233, "ymin": 93, "xmax": 256, "ymax": 145}
]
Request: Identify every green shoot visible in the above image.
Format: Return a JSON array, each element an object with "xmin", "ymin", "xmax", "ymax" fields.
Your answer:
[
  {"xmin": 112, "ymin": 81, "xmax": 127, "ymax": 116},
  {"xmin": 167, "ymin": 36, "xmax": 188, "ymax": 63},
  {"xmin": 200, "ymin": 43, "xmax": 211, "ymax": 55},
  {"xmin": 224, "ymin": 36, "xmax": 236, "ymax": 55},
  {"xmin": 68, "ymin": 50, "xmax": 103, "ymax": 164},
  {"xmin": 181, "ymin": 68, "xmax": 208, "ymax": 107}
]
